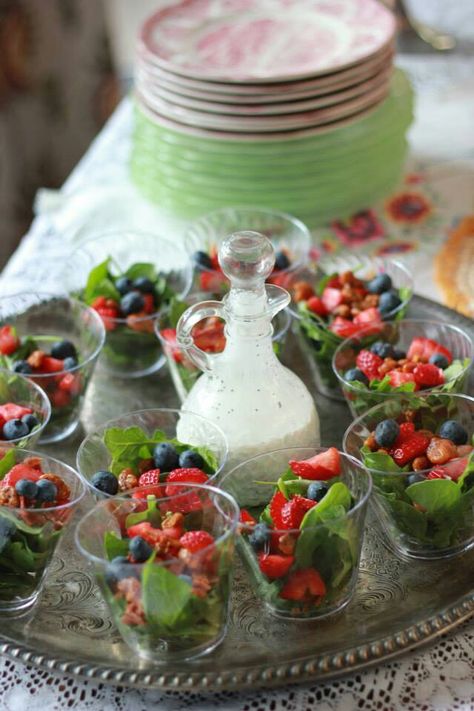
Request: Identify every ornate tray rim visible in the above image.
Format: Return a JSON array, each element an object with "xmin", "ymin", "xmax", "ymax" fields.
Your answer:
[{"xmin": 0, "ymin": 295, "xmax": 473, "ymax": 691}]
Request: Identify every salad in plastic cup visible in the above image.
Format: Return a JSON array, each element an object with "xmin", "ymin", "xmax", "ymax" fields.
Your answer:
[
  {"xmin": 0, "ymin": 294, "xmax": 105, "ymax": 443},
  {"xmin": 156, "ymin": 293, "xmax": 292, "ymax": 403},
  {"xmin": 0, "ymin": 369, "xmax": 50, "ymax": 447},
  {"xmin": 343, "ymin": 392, "xmax": 474, "ymax": 559},
  {"xmin": 288, "ymin": 256, "xmax": 413, "ymax": 400},
  {"xmin": 333, "ymin": 319, "xmax": 472, "ymax": 418},
  {"xmin": 64, "ymin": 231, "xmax": 193, "ymax": 378},
  {"xmin": 184, "ymin": 206, "xmax": 311, "ymax": 296},
  {"xmin": 220, "ymin": 447, "xmax": 371, "ymax": 619},
  {"xmin": 76, "ymin": 408, "xmax": 228, "ymax": 499},
  {"xmin": 0, "ymin": 448, "xmax": 86, "ymax": 613},
  {"xmin": 75, "ymin": 483, "xmax": 239, "ymax": 662}
]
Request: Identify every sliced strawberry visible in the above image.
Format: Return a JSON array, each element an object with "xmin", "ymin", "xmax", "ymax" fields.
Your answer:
[
  {"xmin": 413, "ymin": 363, "xmax": 444, "ymax": 388},
  {"xmin": 58, "ymin": 373, "xmax": 81, "ymax": 395},
  {"xmin": 398, "ymin": 422, "xmax": 415, "ymax": 440},
  {"xmin": 0, "ymin": 404, "xmax": 32, "ymax": 421},
  {"xmin": 142, "ymin": 293, "xmax": 155, "ymax": 315},
  {"xmin": 391, "ymin": 433, "xmax": 430, "ymax": 467},
  {"xmin": 193, "ymin": 322, "xmax": 226, "ymax": 353},
  {"xmin": 321, "ymin": 287, "xmax": 343, "ymax": 313},
  {"xmin": 356, "ymin": 349, "xmax": 384, "ymax": 380},
  {"xmin": 38, "ymin": 356, "xmax": 65, "ymax": 374},
  {"xmin": 329, "ymin": 317, "xmax": 360, "ymax": 339},
  {"xmin": 239, "ymin": 509, "xmax": 257, "ymax": 526},
  {"xmin": 180, "ymin": 530, "xmax": 214, "ymax": 553},
  {"xmin": 280, "ymin": 495, "xmax": 316, "ymax": 529},
  {"xmin": 0, "ymin": 325, "xmax": 20, "ymax": 356},
  {"xmin": 407, "ymin": 337, "xmax": 453, "ymax": 365},
  {"xmin": 426, "ymin": 468, "xmax": 451, "ymax": 480},
  {"xmin": 258, "ymin": 553, "xmax": 294, "ymax": 579},
  {"xmin": 306, "ymin": 296, "xmax": 328, "ymax": 317},
  {"xmin": 326, "ymin": 275, "xmax": 342, "ymax": 289},
  {"xmin": 279, "ymin": 568, "xmax": 326, "ymax": 601},
  {"xmin": 353, "ymin": 307, "xmax": 382, "ymax": 325},
  {"xmin": 2, "ymin": 463, "xmax": 42, "ymax": 487},
  {"xmin": 138, "ymin": 469, "xmax": 161, "ymax": 487},
  {"xmin": 289, "ymin": 447, "xmax": 341, "ymax": 481},
  {"xmin": 269, "ymin": 490, "xmax": 287, "ymax": 529},
  {"xmin": 91, "ymin": 296, "xmax": 107, "ymax": 309},
  {"xmin": 160, "ymin": 328, "xmax": 183, "ymax": 363},
  {"xmin": 436, "ymin": 456, "xmax": 469, "ymax": 481},
  {"xmin": 126, "ymin": 521, "xmax": 166, "ymax": 546},
  {"xmin": 199, "ymin": 270, "xmax": 228, "ymax": 293},
  {"xmin": 164, "ymin": 468, "xmax": 209, "ymax": 513},
  {"xmin": 388, "ymin": 370, "xmax": 418, "ymax": 389},
  {"xmin": 50, "ymin": 389, "xmax": 71, "ymax": 408}
]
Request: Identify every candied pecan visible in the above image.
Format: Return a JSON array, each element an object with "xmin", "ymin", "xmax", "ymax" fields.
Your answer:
[
  {"xmin": 426, "ymin": 437, "xmax": 458, "ymax": 465},
  {"xmin": 27, "ymin": 350, "xmax": 46, "ymax": 369},
  {"xmin": 0, "ymin": 486, "xmax": 19, "ymax": 507},
  {"xmin": 364, "ymin": 433, "xmax": 377, "ymax": 451},
  {"xmin": 378, "ymin": 358, "xmax": 398, "ymax": 376},
  {"xmin": 402, "ymin": 361, "xmax": 417, "ymax": 373},
  {"xmin": 118, "ymin": 468, "xmax": 138, "ymax": 491},
  {"xmin": 361, "ymin": 294, "xmax": 379, "ymax": 309},
  {"xmin": 334, "ymin": 304, "xmax": 351, "ymax": 318},
  {"xmin": 339, "ymin": 271, "xmax": 354, "ymax": 285},
  {"xmin": 116, "ymin": 577, "xmax": 146, "ymax": 626},
  {"xmin": 138, "ymin": 458, "xmax": 154, "ymax": 475},
  {"xmin": 278, "ymin": 533, "xmax": 296, "ymax": 556},
  {"xmin": 417, "ymin": 429, "xmax": 434, "ymax": 439},
  {"xmin": 397, "ymin": 358, "xmax": 409, "ymax": 366},
  {"xmin": 161, "ymin": 512, "xmax": 184, "ymax": 529},
  {"xmin": 39, "ymin": 473, "xmax": 70, "ymax": 501},
  {"xmin": 404, "ymin": 410, "xmax": 416, "ymax": 422},
  {"xmin": 350, "ymin": 305, "xmax": 361, "ymax": 316},
  {"xmin": 23, "ymin": 456, "xmax": 42, "ymax": 470},
  {"xmin": 192, "ymin": 574, "xmax": 212, "ymax": 598},
  {"xmin": 292, "ymin": 281, "xmax": 314, "ymax": 302},
  {"xmin": 412, "ymin": 456, "xmax": 430, "ymax": 471}
]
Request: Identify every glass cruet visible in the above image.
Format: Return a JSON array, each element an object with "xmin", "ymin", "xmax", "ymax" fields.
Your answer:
[{"xmin": 176, "ymin": 231, "xmax": 320, "ymax": 471}]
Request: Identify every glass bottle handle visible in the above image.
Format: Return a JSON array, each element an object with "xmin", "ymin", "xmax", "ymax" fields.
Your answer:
[{"xmin": 176, "ymin": 301, "xmax": 226, "ymax": 372}]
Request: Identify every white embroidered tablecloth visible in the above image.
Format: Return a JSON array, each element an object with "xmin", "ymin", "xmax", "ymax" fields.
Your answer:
[{"xmin": 0, "ymin": 52, "xmax": 473, "ymax": 711}]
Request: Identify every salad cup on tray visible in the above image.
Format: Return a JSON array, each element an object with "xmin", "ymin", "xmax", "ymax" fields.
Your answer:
[
  {"xmin": 0, "ymin": 369, "xmax": 50, "ymax": 447},
  {"xmin": 343, "ymin": 392, "xmax": 474, "ymax": 559}
]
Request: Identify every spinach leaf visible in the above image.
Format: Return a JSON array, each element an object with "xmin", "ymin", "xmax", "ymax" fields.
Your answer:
[
  {"xmin": 406, "ymin": 478, "xmax": 461, "ymax": 514},
  {"xmin": 442, "ymin": 358, "xmax": 471, "ymax": 387},
  {"xmin": 456, "ymin": 451, "xmax": 474, "ymax": 490},
  {"xmin": 84, "ymin": 258, "xmax": 117, "ymax": 303},
  {"xmin": 142, "ymin": 559, "xmax": 193, "ymax": 631},
  {"xmin": 276, "ymin": 468, "xmax": 297, "ymax": 498},
  {"xmin": 168, "ymin": 297, "xmax": 188, "ymax": 329},
  {"xmin": 124, "ymin": 262, "xmax": 158, "ymax": 282},
  {"xmin": 0, "ymin": 449, "xmax": 16, "ymax": 480},
  {"xmin": 362, "ymin": 449, "xmax": 401, "ymax": 473},
  {"xmin": 104, "ymin": 531, "xmax": 129, "ymax": 561},
  {"xmin": 386, "ymin": 499, "xmax": 427, "ymax": 539},
  {"xmin": 299, "ymin": 482, "xmax": 351, "ymax": 529}
]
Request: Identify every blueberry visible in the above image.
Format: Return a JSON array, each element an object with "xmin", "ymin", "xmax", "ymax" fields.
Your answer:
[
  {"xmin": 370, "ymin": 341, "xmax": 395, "ymax": 359},
  {"xmin": 392, "ymin": 349, "xmax": 406, "ymax": 360},
  {"xmin": 120, "ymin": 291, "xmax": 145, "ymax": 316},
  {"xmin": 129, "ymin": 535, "xmax": 153, "ymax": 563},
  {"xmin": 407, "ymin": 473, "xmax": 425, "ymax": 486},
  {"xmin": 274, "ymin": 251, "xmax": 291, "ymax": 270},
  {"xmin": 0, "ymin": 515, "xmax": 16, "ymax": 553},
  {"xmin": 2, "ymin": 418, "xmax": 29, "ymax": 440},
  {"xmin": 153, "ymin": 442, "xmax": 179, "ymax": 471},
  {"xmin": 307, "ymin": 481, "xmax": 329, "ymax": 502},
  {"xmin": 179, "ymin": 574, "xmax": 193, "ymax": 586},
  {"xmin": 367, "ymin": 273, "xmax": 392, "ymax": 294},
  {"xmin": 248, "ymin": 523, "xmax": 270, "ymax": 550},
  {"xmin": 51, "ymin": 340, "xmax": 77, "ymax": 360},
  {"xmin": 344, "ymin": 368, "xmax": 369, "ymax": 386},
  {"xmin": 132, "ymin": 277, "xmax": 155, "ymax": 294},
  {"xmin": 178, "ymin": 449, "xmax": 205, "ymax": 469},
  {"xmin": 12, "ymin": 360, "xmax": 32, "ymax": 375},
  {"xmin": 374, "ymin": 419, "xmax": 400, "ymax": 448},
  {"xmin": 429, "ymin": 353, "xmax": 449, "ymax": 370},
  {"xmin": 91, "ymin": 470, "xmax": 119, "ymax": 495},
  {"xmin": 438, "ymin": 420, "xmax": 468, "ymax": 445},
  {"xmin": 379, "ymin": 290, "xmax": 402, "ymax": 316},
  {"xmin": 35, "ymin": 478, "xmax": 57, "ymax": 503},
  {"xmin": 22, "ymin": 413, "xmax": 39, "ymax": 432},
  {"xmin": 193, "ymin": 251, "xmax": 213, "ymax": 270},
  {"xmin": 116, "ymin": 276, "xmax": 133, "ymax": 295},
  {"xmin": 15, "ymin": 478, "xmax": 38, "ymax": 498},
  {"xmin": 63, "ymin": 357, "xmax": 78, "ymax": 371}
]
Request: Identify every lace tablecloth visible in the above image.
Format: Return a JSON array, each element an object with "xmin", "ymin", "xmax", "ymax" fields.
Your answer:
[{"xmin": 0, "ymin": 54, "xmax": 473, "ymax": 711}]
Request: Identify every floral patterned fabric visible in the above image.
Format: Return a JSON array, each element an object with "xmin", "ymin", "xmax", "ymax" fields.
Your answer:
[{"xmin": 0, "ymin": 0, "xmax": 120, "ymax": 267}]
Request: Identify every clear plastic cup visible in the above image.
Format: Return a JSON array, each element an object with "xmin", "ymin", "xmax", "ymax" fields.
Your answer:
[
  {"xmin": 0, "ymin": 449, "xmax": 86, "ymax": 613},
  {"xmin": 343, "ymin": 392, "xmax": 474, "ymax": 560},
  {"xmin": 184, "ymin": 207, "xmax": 311, "ymax": 296},
  {"xmin": 76, "ymin": 408, "xmax": 228, "ymax": 498},
  {"xmin": 63, "ymin": 231, "xmax": 193, "ymax": 378},
  {"xmin": 289, "ymin": 255, "xmax": 413, "ymax": 400},
  {"xmin": 0, "ymin": 369, "xmax": 51, "ymax": 447},
  {"xmin": 75, "ymin": 483, "xmax": 239, "ymax": 662},
  {"xmin": 220, "ymin": 447, "xmax": 372, "ymax": 619},
  {"xmin": 155, "ymin": 292, "xmax": 292, "ymax": 403},
  {"xmin": 0, "ymin": 293, "xmax": 105, "ymax": 443},
  {"xmin": 333, "ymin": 319, "xmax": 473, "ymax": 418}
]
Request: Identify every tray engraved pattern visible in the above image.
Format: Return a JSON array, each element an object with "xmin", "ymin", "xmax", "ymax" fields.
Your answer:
[{"xmin": 0, "ymin": 295, "xmax": 472, "ymax": 691}]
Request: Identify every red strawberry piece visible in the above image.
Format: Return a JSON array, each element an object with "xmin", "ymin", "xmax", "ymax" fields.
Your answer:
[
  {"xmin": 356, "ymin": 349, "xmax": 384, "ymax": 380},
  {"xmin": 142, "ymin": 293, "xmax": 155, "ymax": 315},
  {"xmin": 398, "ymin": 421, "xmax": 415, "ymax": 440},
  {"xmin": 269, "ymin": 490, "xmax": 288, "ymax": 530},
  {"xmin": 407, "ymin": 337, "xmax": 453, "ymax": 365},
  {"xmin": 50, "ymin": 389, "xmax": 71, "ymax": 408},
  {"xmin": 391, "ymin": 433, "xmax": 430, "ymax": 467},
  {"xmin": 289, "ymin": 447, "xmax": 341, "ymax": 481},
  {"xmin": 279, "ymin": 568, "xmax": 327, "ymax": 601},
  {"xmin": 413, "ymin": 363, "xmax": 445, "ymax": 388},
  {"xmin": 353, "ymin": 307, "xmax": 382, "ymax": 325},
  {"xmin": 138, "ymin": 469, "xmax": 161, "ymax": 487},
  {"xmin": 91, "ymin": 296, "xmax": 107, "ymax": 309},
  {"xmin": 0, "ymin": 325, "xmax": 20, "ymax": 356},
  {"xmin": 437, "ymin": 456, "xmax": 469, "ymax": 481},
  {"xmin": 126, "ymin": 521, "xmax": 166, "ymax": 546},
  {"xmin": 258, "ymin": 553, "xmax": 294, "ymax": 579},
  {"xmin": 388, "ymin": 370, "xmax": 418, "ymax": 389},
  {"xmin": 180, "ymin": 530, "xmax": 215, "ymax": 553},
  {"xmin": 326, "ymin": 275, "xmax": 342, "ymax": 288},
  {"xmin": 239, "ymin": 509, "xmax": 257, "ymax": 526},
  {"xmin": 199, "ymin": 270, "xmax": 228, "ymax": 293},
  {"xmin": 160, "ymin": 328, "xmax": 183, "ymax": 363},
  {"xmin": 193, "ymin": 322, "xmax": 226, "ymax": 353},
  {"xmin": 39, "ymin": 356, "xmax": 66, "ymax": 374},
  {"xmin": 329, "ymin": 317, "xmax": 360, "ymax": 339},
  {"xmin": 280, "ymin": 495, "xmax": 316, "ymax": 529},
  {"xmin": 306, "ymin": 296, "xmax": 328, "ymax": 317},
  {"xmin": 58, "ymin": 373, "xmax": 81, "ymax": 395},
  {"xmin": 321, "ymin": 287, "xmax": 343, "ymax": 312},
  {"xmin": 92, "ymin": 297, "xmax": 120, "ymax": 331},
  {"xmin": 426, "ymin": 468, "xmax": 451, "ymax": 480},
  {"xmin": 0, "ymin": 404, "xmax": 32, "ymax": 421},
  {"xmin": 164, "ymin": 468, "xmax": 209, "ymax": 513},
  {"xmin": 2, "ymin": 463, "xmax": 42, "ymax": 487},
  {"xmin": 0, "ymin": 415, "xmax": 5, "ymax": 431}
]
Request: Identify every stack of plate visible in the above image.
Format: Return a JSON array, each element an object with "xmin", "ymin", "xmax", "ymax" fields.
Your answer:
[{"xmin": 131, "ymin": 0, "xmax": 413, "ymax": 226}]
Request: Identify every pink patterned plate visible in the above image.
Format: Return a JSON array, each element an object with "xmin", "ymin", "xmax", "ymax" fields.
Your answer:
[{"xmin": 139, "ymin": 0, "xmax": 396, "ymax": 83}]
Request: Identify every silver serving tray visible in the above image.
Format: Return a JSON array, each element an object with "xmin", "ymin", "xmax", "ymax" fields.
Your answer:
[{"xmin": 0, "ymin": 295, "xmax": 472, "ymax": 691}]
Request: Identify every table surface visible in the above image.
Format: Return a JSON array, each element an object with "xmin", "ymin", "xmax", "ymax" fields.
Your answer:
[{"xmin": 0, "ymin": 52, "xmax": 473, "ymax": 711}]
